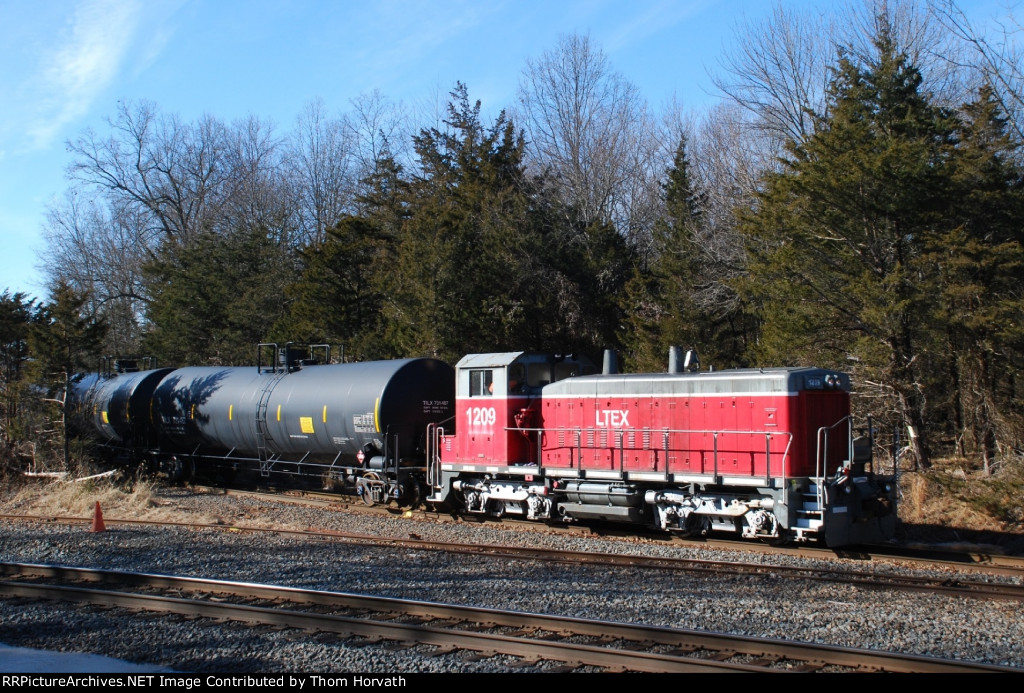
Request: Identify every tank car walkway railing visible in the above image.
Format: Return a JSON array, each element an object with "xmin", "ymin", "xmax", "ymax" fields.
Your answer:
[{"xmin": 512, "ymin": 426, "xmax": 794, "ymax": 486}]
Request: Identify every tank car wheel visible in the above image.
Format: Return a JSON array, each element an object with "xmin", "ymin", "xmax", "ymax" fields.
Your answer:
[
  {"xmin": 359, "ymin": 472, "xmax": 384, "ymax": 506},
  {"xmin": 396, "ymin": 474, "xmax": 422, "ymax": 509}
]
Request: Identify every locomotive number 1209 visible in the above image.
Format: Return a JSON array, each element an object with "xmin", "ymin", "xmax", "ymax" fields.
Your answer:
[{"xmin": 467, "ymin": 406, "xmax": 497, "ymax": 427}]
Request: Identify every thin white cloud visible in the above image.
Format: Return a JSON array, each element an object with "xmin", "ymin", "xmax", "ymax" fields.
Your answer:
[
  {"xmin": 25, "ymin": 0, "xmax": 142, "ymax": 149},
  {"xmin": 603, "ymin": 0, "xmax": 711, "ymax": 54}
]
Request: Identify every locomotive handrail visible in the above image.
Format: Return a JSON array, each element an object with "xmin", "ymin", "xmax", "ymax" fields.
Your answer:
[
  {"xmin": 509, "ymin": 425, "xmax": 793, "ymax": 482},
  {"xmin": 815, "ymin": 415, "xmax": 854, "ymax": 510}
]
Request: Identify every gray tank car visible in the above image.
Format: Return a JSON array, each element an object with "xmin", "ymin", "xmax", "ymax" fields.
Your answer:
[
  {"xmin": 150, "ymin": 358, "xmax": 454, "ymax": 463},
  {"xmin": 71, "ymin": 356, "xmax": 454, "ymax": 504},
  {"xmin": 67, "ymin": 362, "xmax": 174, "ymax": 456}
]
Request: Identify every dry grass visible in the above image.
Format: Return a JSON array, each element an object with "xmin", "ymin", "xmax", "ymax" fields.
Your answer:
[
  {"xmin": 900, "ymin": 473, "xmax": 1009, "ymax": 530},
  {"xmin": 0, "ymin": 472, "xmax": 226, "ymax": 525},
  {"xmin": 896, "ymin": 457, "xmax": 1024, "ymax": 550},
  {"xmin": 4, "ymin": 474, "xmax": 152, "ymax": 517}
]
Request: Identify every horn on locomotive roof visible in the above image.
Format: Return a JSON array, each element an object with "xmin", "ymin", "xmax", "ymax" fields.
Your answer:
[
  {"xmin": 669, "ymin": 346, "xmax": 700, "ymax": 374},
  {"xmin": 684, "ymin": 348, "xmax": 700, "ymax": 372}
]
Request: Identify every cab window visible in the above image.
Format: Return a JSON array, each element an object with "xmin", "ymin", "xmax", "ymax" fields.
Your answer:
[{"xmin": 469, "ymin": 370, "xmax": 493, "ymax": 397}]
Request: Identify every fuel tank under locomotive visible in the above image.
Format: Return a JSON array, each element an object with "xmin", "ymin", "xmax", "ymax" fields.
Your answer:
[{"xmin": 149, "ymin": 358, "xmax": 455, "ymax": 467}]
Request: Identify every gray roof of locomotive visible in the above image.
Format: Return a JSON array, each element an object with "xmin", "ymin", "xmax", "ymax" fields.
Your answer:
[{"xmin": 541, "ymin": 367, "xmax": 850, "ymax": 397}]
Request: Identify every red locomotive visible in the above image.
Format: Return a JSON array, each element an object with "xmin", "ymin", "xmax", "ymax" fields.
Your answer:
[{"xmin": 428, "ymin": 349, "xmax": 896, "ymax": 546}]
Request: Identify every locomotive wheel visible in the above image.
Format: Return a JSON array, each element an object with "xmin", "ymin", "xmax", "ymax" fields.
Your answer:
[{"xmin": 679, "ymin": 513, "xmax": 711, "ymax": 538}]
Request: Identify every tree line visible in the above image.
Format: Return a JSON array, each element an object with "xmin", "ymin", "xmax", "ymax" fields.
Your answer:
[{"xmin": 4, "ymin": 1, "xmax": 1022, "ymax": 473}]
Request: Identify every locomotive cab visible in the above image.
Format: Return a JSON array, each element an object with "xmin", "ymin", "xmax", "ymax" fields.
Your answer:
[
  {"xmin": 429, "ymin": 352, "xmax": 595, "ymax": 515},
  {"xmin": 448, "ymin": 352, "xmax": 595, "ymax": 466}
]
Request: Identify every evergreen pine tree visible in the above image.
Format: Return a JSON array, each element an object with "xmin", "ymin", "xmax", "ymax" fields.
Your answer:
[
  {"xmin": 29, "ymin": 280, "xmax": 107, "ymax": 467},
  {"xmin": 142, "ymin": 224, "xmax": 296, "ymax": 365},
  {"xmin": 742, "ymin": 28, "xmax": 958, "ymax": 468},
  {"xmin": 932, "ymin": 85, "xmax": 1024, "ymax": 471},
  {"xmin": 0, "ymin": 291, "xmax": 39, "ymax": 457}
]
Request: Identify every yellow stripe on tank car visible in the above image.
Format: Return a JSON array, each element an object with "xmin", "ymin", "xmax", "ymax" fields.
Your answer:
[
  {"xmin": 276, "ymin": 404, "xmax": 281, "ymax": 422},
  {"xmin": 102, "ymin": 411, "xmax": 109, "ymax": 424},
  {"xmin": 374, "ymin": 398, "xmax": 380, "ymax": 433},
  {"xmin": 322, "ymin": 405, "xmax": 327, "ymax": 423},
  {"xmin": 229, "ymin": 404, "xmax": 233, "ymax": 421}
]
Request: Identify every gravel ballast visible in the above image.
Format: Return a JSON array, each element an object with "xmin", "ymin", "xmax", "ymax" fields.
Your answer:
[{"xmin": 1, "ymin": 486, "xmax": 1022, "ymax": 672}]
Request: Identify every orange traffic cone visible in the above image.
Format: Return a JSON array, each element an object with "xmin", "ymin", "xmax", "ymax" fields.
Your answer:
[{"xmin": 90, "ymin": 501, "xmax": 107, "ymax": 533}]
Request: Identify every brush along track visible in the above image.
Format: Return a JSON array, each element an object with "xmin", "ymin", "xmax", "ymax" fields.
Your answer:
[{"xmin": 1, "ymin": 563, "xmax": 1016, "ymax": 674}]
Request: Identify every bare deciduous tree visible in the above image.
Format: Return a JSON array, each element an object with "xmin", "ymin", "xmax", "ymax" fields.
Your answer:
[
  {"xmin": 288, "ymin": 99, "xmax": 357, "ymax": 246},
  {"xmin": 712, "ymin": 3, "xmax": 831, "ymax": 147},
  {"xmin": 348, "ymin": 89, "xmax": 411, "ymax": 179},
  {"xmin": 932, "ymin": 0, "xmax": 1024, "ymax": 143},
  {"xmin": 686, "ymin": 102, "xmax": 766, "ymax": 317},
  {"xmin": 517, "ymin": 33, "xmax": 663, "ymax": 244},
  {"xmin": 714, "ymin": 1, "xmax": 973, "ymax": 152},
  {"xmin": 39, "ymin": 191, "xmax": 151, "ymax": 354},
  {"xmin": 223, "ymin": 114, "xmax": 293, "ymax": 244},
  {"xmin": 66, "ymin": 100, "xmax": 232, "ymax": 247}
]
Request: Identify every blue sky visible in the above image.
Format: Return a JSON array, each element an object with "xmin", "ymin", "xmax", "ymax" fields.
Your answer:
[{"xmin": 0, "ymin": 0, "xmax": 1003, "ymax": 299}]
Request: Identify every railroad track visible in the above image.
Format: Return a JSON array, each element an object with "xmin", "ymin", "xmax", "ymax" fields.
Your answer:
[
  {"xmin": 193, "ymin": 485, "xmax": 1024, "ymax": 573},
  {"xmin": 1, "ymin": 563, "xmax": 1015, "ymax": 674},
  {"xmin": 3, "ymin": 511, "xmax": 1022, "ymax": 602}
]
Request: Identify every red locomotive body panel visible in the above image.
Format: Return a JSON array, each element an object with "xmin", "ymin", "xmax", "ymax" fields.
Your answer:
[
  {"xmin": 440, "ymin": 354, "xmax": 853, "ymax": 484},
  {"xmin": 455, "ymin": 392, "xmax": 536, "ymax": 465},
  {"xmin": 527, "ymin": 371, "xmax": 850, "ymax": 482}
]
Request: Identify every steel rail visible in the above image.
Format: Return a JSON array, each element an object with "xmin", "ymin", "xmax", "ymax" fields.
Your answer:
[
  {"xmin": 1, "ymin": 563, "xmax": 1017, "ymax": 674},
  {"xmin": 0, "ymin": 577, "xmax": 782, "ymax": 673}
]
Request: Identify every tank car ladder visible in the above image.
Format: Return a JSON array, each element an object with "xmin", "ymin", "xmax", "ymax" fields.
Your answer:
[{"xmin": 254, "ymin": 370, "xmax": 288, "ymax": 477}]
